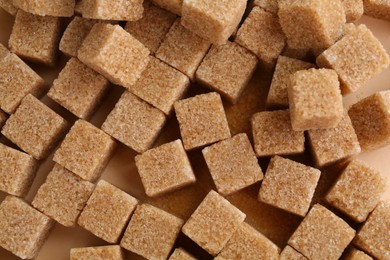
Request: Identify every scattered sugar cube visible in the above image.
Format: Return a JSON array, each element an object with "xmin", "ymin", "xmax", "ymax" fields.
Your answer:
[
  {"xmin": 0, "ymin": 196, "xmax": 54, "ymax": 259},
  {"xmin": 196, "ymin": 41, "xmax": 258, "ymax": 104},
  {"xmin": 202, "ymin": 133, "xmax": 263, "ymax": 196},
  {"xmin": 317, "ymin": 24, "xmax": 389, "ymax": 93},
  {"xmin": 364, "ymin": 0, "xmax": 390, "ymax": 21},
  {"xmin": 0, "ymin": 109, "xmax": 7, "ymax": 129},
  {"xmin": 343, "ymin": 0, "xmax": 364, "ymax": 22},
  {"xmin": 288, "ymin": 204, "xmax": 355, "ymax": 259},
  {"xmin": 32, "ymin": 164, "xmax": 95, "ymax": 227},
  {"xmin": 53, "ymin": 120, "xmax": 116, "ymax": 182},
  {"xmin": 288, "ymin": 68, "xmax": 343, "ymax": 131},
  {"xmin": 78, "ymin": 180, "xmax": 138, "ymax": 243},
  {"xmin": 2, "ymin": 94, "xmax": 68, "ymax": 160},
  {"xmin": 48, "ymin": 58, "xmax": 110, "ymax": 119},
  {"xmin": 121, "ymin": 204, "xmax": 183, "ymax": 259},
  {"xmin": 280, "ymin": 245, "xmax": 308, "ymax": 260},
  {"xmin": 156, "ymin": 19, "xmax": 211, "ymax": 79},
  {"xmin": 0, "ymin": 0, "xmax": 17, "ymax": 15},
  {"xmin": 182, "ymin": 190, "xmax": 246, "ymax": 255},
  {"xmin": 345, "ymin": 248, "xmax": 373, "ymax": 260},
  {"xmin": 253, "ymin": 0, "xmax": 278, "ymax": 14},
  {"xmin": 152, "ymin": 0, "xmax": 182, "ymax": 15},
  {"xmin": 78, "ymin": 23, "xmax": 150, "ymax": 89},
  {"xmin": 71, "ymin": 245, "xmax": 124, "ymax": 260},
  {"xmin": 12, "ymin": 0, "xmax": 74, "ymax": 16},
  {"xmin": 102, "ymin": 91, "xmax": 167, "ymax": 153},
  {"xmin": 169, "ymin": 248, "xmax": 196, "ymax": 260},
  {"xmin": 174, "ymin": 92, "xmax": 231, "ymax": 151}
]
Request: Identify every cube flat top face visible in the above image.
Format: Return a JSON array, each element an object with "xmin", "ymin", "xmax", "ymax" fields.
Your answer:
[
  {"xmin": 169, "ymin": 248, "xmax": 196, "ymax": 260},
  {"xmin": 77, "ymin": 0, "xmax": 143, "ymax": 21},
  {"xmin": 280, "ymin": 245, "xmax": 307, "ymax": 260},
  {"xmin": 70, "ymin": 245, "xmax": 123, "ymax": 260},
  {"xmin": 12, "ymin": 0, "xmax": 75, "ymax": 17}
]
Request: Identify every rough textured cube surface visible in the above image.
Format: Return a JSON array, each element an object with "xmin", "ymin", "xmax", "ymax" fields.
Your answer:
[
  {"xmin": 32, "ymin": 164, "xmax": 94, "ymax": 227},
  {"xmin": 345, "ymin": 248, "xmax": 373, "ymax": 260},
  {"xmin": 364, "ymin": 0, "xmax": 390, "ymax": 21},
  {"xmin": 169, "ymin": 248, "xmax": 196, "ymax": 260},
  {"xmin": 317, "ymin": 24, "xmax": 389, "ymax": 93},
  {"xmin": 78, "ymin": 180, "xmax": 138, "ymax": 243},
  {"xmin": 152, "ymin": 0, "xmax": 182, "ymax": 15},
  {"xmin": 12, "ymin": 0, "xmax": 74, "ymax": 16},
  {"xmin": 174, "ymin": 92, "xmax": 231, "ymax": 150},
  {"xmin": 182, "ymin": 190, "xmax": 246, "ymax": 255},
  {"xmin": 70, "ymin": 245, "xmax": 124, "ymax": 260},
  {"xmin": 288, "ymin": 204, "xmax": 355, "ymax": 259},
  {"xmin": 102, "ymin": 91, "xmax": 166, "ymax": 153},
  {"xmin": 196, "ymin": 41, "xmax": 258, "ymax": 104},
  {"xmin": 0, "ymin": 0, "xmax": 17, "ymax": 15},
  {"xmin": 280, "ymin": 246, "xmax": 308, "ymax": 260},
  {"xmin": 253, "ymin": 0, "xmax": 278, "ymax": 14},
  {"xmin": 53, "ymin": 120, "xmax": 116, "ymax": 182},
  {"xmin": 0, "ymin": 196, "xmax": 54, "ymax": 259},
  {"xmin": 121, "ymin": 204, "xmax": 183, "ymax": 260},
  {"xmin": 2, "ymin": 94, "xmax": 68, "ymax": 160},
  {"xmin": 78, "ymin": 23, "xmax": 150, "ymax": 89},
  {"xmin": 343, "ymin": 0, "xmax": 364, "ymax": 22}
]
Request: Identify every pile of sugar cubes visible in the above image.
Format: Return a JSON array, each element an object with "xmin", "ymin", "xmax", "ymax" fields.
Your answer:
[{"xmin": 0, "ymin": 0, "xmax": 390, "ymax": 259}]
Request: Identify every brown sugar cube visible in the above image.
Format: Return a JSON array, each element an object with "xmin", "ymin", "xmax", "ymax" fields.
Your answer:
[
  {"xmin": 53, "ymin": 120, "xmax": 116, "ymax": 182},
  {"xmin": 364, "ymin": 0, "xmax": 390, "ymax": 21},
  {"xmin": 343, "ymin": 0, "xmax": 364, "ymax": 22},
  {"xmin": 182, "ymin": 190, "xmax": 246, "ymax": 255},
  {"xmin": 202, "ymin": 133, "xmax": 263, "ymax": 196},
  {"xmin": 181, "ymin": 0, "xmax": 246, "ymax": 45},
  {"xmin": 129, "ymin": 56, "xmax": 190, "ymax": 115},
  {"xmin": 0, "ymin": 0, "xmax": 17, "ymax": 15},
  {"xmin": 0, "ymin": 196, "xmax": 54, "ymax": 259},
  {"xmin": 156, "ymin": 19, "xmax": 211, "ymax": 80},
  {"xmin": 78, "ymin": 23, "xmax": 150, "ymax": 89},
  {"xmin": 151, "ymin": 0, "xmax": 182, "ymax": 15},
  {"xmin": 125, "ymin": 1, "xmax": 176, "ymax": 54},
  {"xmin": 280, "ymin": 246, "xmax": 308, "ymax": 260},
  {"xmin": 48, "ymin": 58, "xmax": 110, "ymax": 119},
  {"xmin": 288, "ymin": 68, "xmax": 343, "ymax": 131},
  {"xmin": 345, "ymin": 248, "xmax": 373, "ymax": 260},
  {"xmin": 0, "ymin": 53, "xmax": 45, "ymax": 114},
  {"xmin": 348, "ymin": 90, "xmax": 390, "ymax": 151},
  {"xmin": 121, "ymin": 204, "xmax": 183, "ymax": 259},
  {"xmin": 174, "ymin": 92, "xmax": 231, "ymax": 151},
  {"xmin": 325, "ymin": 160, "xmax": 387, "ymax": 222},
  {"xmin": 78, "ymin": 180, "xmax": 138, "ymax": 243},
  {"xmin": 71, "ymin": 245, "xmax": 124, "ymax": 260},
  {"xmin": 235, "ymin": 7, "xmax": 286, "ymax": 68},
  {"xmin": 9, "ymin": 10, "xmax": 61, "ymax": 66},
  {"xmin": 32, "ymin": 164, "xmax": 94, "ymax": 227},
  {"xmin": 288, "ymin": 204, "xmax": 355, "ymax": 259},
  {"xmin": 0, "ymin": 144, "xmax": 38, "ymax": 197},
  {"xmin": 12, "ymin": 0, "xmax": 74, "ymax": 17},
  {"xmin": 259, "ymin": 156, "xmax": 321, "ymax": 217},
  {"xmin": 169, "ymin": 248, "xmax": 196, "ymax": 260},
  {"xmin": 251, "ymin": 110, "xmax": 305, "ymax": 157},
  {"xmin": 266, "ymin": 56, "xmax": 315, "ymax": 109},
  {"xmin": 195, "ymin": 41, "xmax": 258, "ymax": 104},
  {"xmin": 2, "ymin": 94, "xmax": 68, "ymax": 160},
  {"xmin": 253, "ymin": 0, "xmax": 278, "ymax": 14},
  {"xmin": 317, "ymin": 24, "xmax": 389, "ymax": 94},
  {"xmin": 307, "ymin": 113, "xmax": 361, "ymax": 167},
  {"xmin": 0, "ymin": 109, "xmax": 8, "ymax": 129},
  {"xmin": 102, "ymin": 91, "xmax": 167, "ymax": 153}
]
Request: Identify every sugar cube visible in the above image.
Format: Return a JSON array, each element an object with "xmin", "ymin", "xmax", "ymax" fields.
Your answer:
[
  {"xmin": 253, "ymin": 0, "xmax": 278, "ymax": 14},
  {"xmin": 345, "ymin": 248, "xmax": 373, "ymax": 260},
  {"xmin": 151, "ymin": 0, "xmax": 182, "ymax": 15},
  {"xmin": 12, "ymin": 0, "xmax": 74, "ymax": 17},
  {"xmin": 70, "ymin": 245, "xmax": 124, "ymax": 260},
  {"xmin": 0, "ymin": 0, "xmax": 17, "ymax": 15},
  {"xmin": 363, "ymin": 0, "xmax": 390, "ymax": 21},
  {"xmin": 169, "ymin": 248, "xmax": 196, "ymax": 260},
  {"xmin": 280, "ymin": 246, "xmax": 308, "ymax": 260},
  {"xmin": 343, "ymin": 0, "xmax": 364, "ymax": 22}
]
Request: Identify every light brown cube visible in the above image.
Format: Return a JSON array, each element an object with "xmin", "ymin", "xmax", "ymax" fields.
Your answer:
[
  {"xmin": 2, "ymin": 94, "xmax": 68, "ymax": 160},
  {"xmin": 0, "ymin": 0, "xmax": 17, "ymax": 15},
  {"xmin": 196, "ymin": 41, "xmax": 258, "ymax": 104},
  {"xmin": 288, "ymin": 68, "xmax": 343, "ymax": 131},
  {"xmin": 12, "ymin": 0, "xmax": 74, "ymax": 16},
  {"xmin": 32, "ymin": 164, "xmax": 94, "ymax": 227},
  {"xmin": 78, "ymin": 180, "xmax": 138, "ymax": 243},
  {"xmin": 102, "ymin": 91, "xmax": 167, "ymax": 153},
  {"xmin": 121, "ymin": 204, "xmax": 183, "ymax": 260},
  {"xmin": 182, "ymin": 190, "xmax": 246, "ymax": 255},
  {"xmin": 174, "ymin": 92, "xmax": 231, "ymax": 151},
  {"xmin": 253, "ymin": 0, "xmax": 278, "ymax": 14},
  {"xmin": 343, "ymin": 0, "xmax": 364, "ymax": 22},
  {"xmin": 169, "ymin": 248, "xmax": 196, "ymax": 260},
  {"xmin": 288, "ymin": 204, "xmax": 355, "ymax": 259},
  {"xmin": 152, "ymin": 0, "xmax": 182, "ymax": 15},
  {"xmin": 317, "ymin": 24, "xmax": 389, "ymax": 94},
  {"xmin": 345, "ymin": 248, "xmax": 373, "ymax": 260},
  {"xmin": 70, "ymin": 245, "xmax": 124, "ymax": 260},
  {"xmin": 78, "ymin": 23, "xmax": 150, "ymax": 89},
  {"xmin": 9, "ymin": 10, "xmax": 61, "ymax": 66},
  {"xmin": 0, "ymin": 196, "xmax": 54, "ymax": 259},
  {"xmin": 48, "ymin": 58, "xmax": 110, "ymax": 119},
  {"xmin": 0, "ymin": 109, "xmax": 7, "ymax": 129},
  {"xmin": 280, "ymin": 246, "xmax": 308, "ymax": 260},
  {"xmin": 364, "ymin": 0, "xmax": 390, "ymax": 21},
  {"xmin": 156, "ymin": 19, "xmax": 211, "ymax": 79}
]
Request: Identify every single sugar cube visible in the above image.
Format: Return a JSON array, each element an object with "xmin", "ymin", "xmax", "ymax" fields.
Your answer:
[
  {"xmin": 78, "ymin": 180, "xmax": 138, "ymax": 243},
  {"xmin": 258, "ymin": 156, "xmax": 321, "ymax": 217},
  {"xmin": 12, "ymin": 0, "xmax": 74, "ymax": 17},
  {"xmin": 151, "ymin": 0, "xmax": 182, "ymax": 15},
  {"xmin": 32, "ymin": 164, "xmax": 95, "ymax": 227},
  {"xmin": 102, "ymin": 91, "xmax": 167, "ymax": 153},
  {"xmin": 195, "ymin": 41, "xmax": 258, "ymax": 104},
  {"xmin": 343, "ymin": 0, "xmax": 364, "ymax": 22},
  {"xmin": 317, "ymin": 24, "xmax": 390, "ymax": 94},
  {"xmin": 182, "ymin": 190, "xmax": 246, "ymax": 255},
  {"xmin": 121, "ymin": 204, "xmax": 183, "ymax": 260},
  {"xmin": 156, "ymin": 19, "xmax": 211, "ymax": 80},
  {"xmin": 70, "ymin": 245, "xmax": 124, "ymax": 260},
  {"xmin": 48, "ymin": 58, "xmax": 110, "ymax": 119},
  {"xmin": 0, "ymin": 110, "xmax": 7, "ymax": 129},
  {"xmin": 253, "ymin": 0, "xmax": 278, "ymax": 14},
  {"xmin": 345, "ymin": 248, "xmax": 373, "ymax": 260},
  {"xmin": 288, "ymin": 204, "xmax": 355, "ymax": 259},
  {"xmin": 288, "ymin": 68, "xmax": 343, "ymax": 131},
  {"xmin": 363, "ymin": 0, "xmax": 390, "ymax": 21},
  {"xmin": 174, "ymin": 92, "xmax": 231, "ymax": 151},
  {"xmin": 0, "ymin": 143, "xmax": 38, "ymax": 197},
  {"xmin": 53, "ymin": 120, "xmax": 116, "ymax": 182},
  {"xmin": 2, "ymin": 94, "xmax": 68, "ymax": 160},
  {"xmin": 235, "ymin": 7, "xmax": 286, "ymax": 68},
  {"xmin": 0, "ymin": 196, "xmax": 54, "ymax": 259},
  {"xmin": 78, "ymin": 23, "xmax": 150, "ymax": 89},
  {"xmin": 0, "ymin": 0, "xmax": 17, "ymax": 15},
  {"xmin": 348, "ymin": 90, "xmax": 390, "ymax": 151},
  {"xmin": 280, "ymin": 246, "xmax": 308, "ymax": 260},
  {"xmin": 169, "ymin": 248, "xmax": 196, "ymax": 260},
  {"xmin": 202, "ymin": 133, "xmax": 263, "ymax": 196},
  {"xmin": 9, "ymin": 10, "xmax": 61, "ymax": 66}
]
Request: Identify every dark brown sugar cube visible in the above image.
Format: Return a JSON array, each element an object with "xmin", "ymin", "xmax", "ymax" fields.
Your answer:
[
  {"xmin": 364, "ymin": 0, "xmax": 390, "ymax": 21},
  {"xmin": 151, "ymin": 0, "xmax": 182, "ymax": 15},
  {"xmin": 70, "ymin": 245, "xmax": 124, "ymax": 260},
  {"xmin": 12, "ymin": 0, "xmax": 74, "ymax": 17},
  {"xmin": 0, "ymin": 0, "xmax": 17, "ymax": 15},
  {"xmin": 280, "ymin": 246, "xmax": 308, "ymax": 260},
  {"xmin": 169, "ymin": 248, "xmax": 196, "ymax": 260}
]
